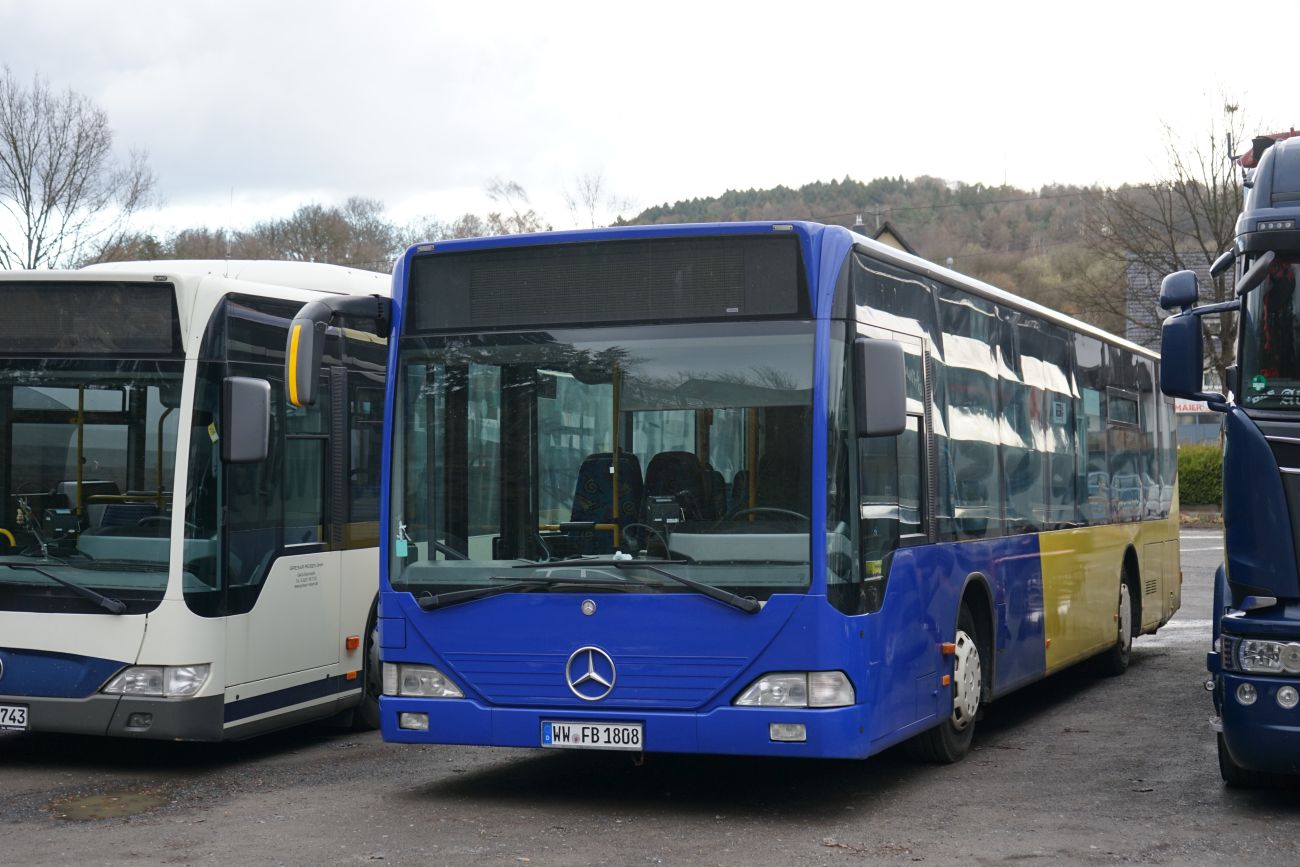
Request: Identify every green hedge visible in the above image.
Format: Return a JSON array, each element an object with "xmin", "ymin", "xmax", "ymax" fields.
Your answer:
[{"xmin": 1178, "ymin": 443, "xmax": 1223, "ymax": 506}]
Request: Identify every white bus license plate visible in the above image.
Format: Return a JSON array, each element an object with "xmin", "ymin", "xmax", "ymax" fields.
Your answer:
[
  {"xmin": 541, "ymin": 720, "xmax": 642, "ymax": 750},
  {"xmin": 0, "ymin": 704, "xmax": 29, "ymax": 731}
]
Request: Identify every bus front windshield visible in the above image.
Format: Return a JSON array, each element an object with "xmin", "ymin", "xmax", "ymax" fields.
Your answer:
[
  {"xmin": 1242, "ymin": 256, "xmax": 1300, "ymax": 409},
  {"xmin": 393, "ymin": 321, "xmax": 815, "ymax": 601},
  {"xmin": 0, "ymin": 359, "xmax": 183, "ymax": 614}
]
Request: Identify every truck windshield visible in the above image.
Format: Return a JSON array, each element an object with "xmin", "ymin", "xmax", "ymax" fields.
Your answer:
[
  {"xmin": 0, "ymin": 359, "xmax": 182, "ymax": 613},
  {"xmin": 392, "ymin": 321, "xmax": 815, "ymax": 601},
  {"xmin": 1241, "ymin": 257, "xmax": 1300, "ymax": 410}
]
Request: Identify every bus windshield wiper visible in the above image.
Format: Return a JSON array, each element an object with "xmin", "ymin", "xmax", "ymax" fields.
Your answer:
[
  {"xmin": 544, "ymin": 559, "xmax": 761, "ymax": 614},
  {"xmin": 3, "ymin": 563, "xmax": 127, "ymax": 614},
  {"xmin": 416, "ymin": 575, "xmax": 632, "ymax": 611}
]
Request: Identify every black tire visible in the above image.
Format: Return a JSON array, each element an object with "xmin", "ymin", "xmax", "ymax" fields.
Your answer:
[
  {"xmin": 353, "ymin": 611, "xmax": 381, "ymax": 731},
  {"xmin": 908, "ymin": 604, "xmax": 982, "ymax": 764},
  {"xmin": 1218, "ymin": 733, "xmax": 1274, "ymax": 788},
  {"xmin": 1096, "ymin": 570, "xmax": 1134, "ymax": 676}
]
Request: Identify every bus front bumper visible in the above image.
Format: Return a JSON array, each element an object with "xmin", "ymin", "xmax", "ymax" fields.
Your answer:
[
  {"xmin": 1218, "ymin": 673, "xmax": 1300, "ymax": 775},
  {"xmin": 0, "ymin": 692, "xmax": 225, "ymax": 741},
  {"xmin": 379, "ymin": 696, "xmax": 875, "ymax": 759}
]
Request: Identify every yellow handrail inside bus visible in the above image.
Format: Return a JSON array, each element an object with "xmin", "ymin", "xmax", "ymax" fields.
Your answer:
[{"xmin": 0, "ymin": 528, "xmax": 14, "ymax": 547}]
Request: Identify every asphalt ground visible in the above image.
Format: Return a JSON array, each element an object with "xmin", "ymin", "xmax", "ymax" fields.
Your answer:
[{"xmin": 2, "ymin": 529, "xmax": 1299, "ymax": 866}]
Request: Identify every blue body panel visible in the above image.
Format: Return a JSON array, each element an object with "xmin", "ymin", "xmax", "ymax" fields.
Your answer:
[
  {"xmin": 378, "ymin": 535, "xmax": 1048, "ymax": 758},
  {"xmin": 1222, "ymin": 408, "xmax": 1300, "ymax": 600},
  {"xmin": 0, "ymin": 647, "xmax": 124, "ymax": 698}
]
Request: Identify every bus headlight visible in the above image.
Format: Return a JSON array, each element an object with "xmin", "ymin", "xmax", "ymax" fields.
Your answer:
[
  {"xmin": 102, "ymin": 664, "xmax": 211, "ymax": 698},
  {"xmin": 1236, "ymin": 639, "xmax": 1300, "ymax": 674},
  {"xmin": 382, "ymin": 663, "xmax": 463, "ymax": 698},
  {"xmin": 734, "ymin": 671, "xmax": 854, "ymax": 708}
]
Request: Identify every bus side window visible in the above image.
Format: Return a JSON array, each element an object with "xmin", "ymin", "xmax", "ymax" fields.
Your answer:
[{"xmin": 859, "ymin": 415, "xmax": 923, "ymax": 578}]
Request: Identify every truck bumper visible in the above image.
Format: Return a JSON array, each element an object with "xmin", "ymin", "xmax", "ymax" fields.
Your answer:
[{"xmin": 1218, "ymin": 673, "xmax": 1300, "ymax": 775}]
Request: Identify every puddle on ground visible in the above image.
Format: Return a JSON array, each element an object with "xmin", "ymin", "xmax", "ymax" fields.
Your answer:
[{"xmin": 46, "ymin": 787, "xmax": 170, "ymax": 821}]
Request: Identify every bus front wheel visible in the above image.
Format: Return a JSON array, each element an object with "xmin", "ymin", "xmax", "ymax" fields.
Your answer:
[
  {"xmin": 909, "ymin": 604, "xmax": 982, "ymax": 763},
  {"xmin": 354, "ymin": 613, "xmax": 381, "ymax": 731}
]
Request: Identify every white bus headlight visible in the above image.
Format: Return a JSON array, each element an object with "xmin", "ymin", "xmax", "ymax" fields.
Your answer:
[
  {"xmin": 382, "ymin": 662, "xmax": 463, "ymax": 698},
  {"xmin": 734, "ymin": 671, "xmax": 854, "ymax": 708},
  {"xmin": 102, "ymin": 664, "xmax": 211, "ymax": 698}
]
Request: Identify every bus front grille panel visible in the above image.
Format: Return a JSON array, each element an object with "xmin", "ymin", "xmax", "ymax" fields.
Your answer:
[{"xmin": 443, "ymin": 652, "xmax": 750, "ymax": 709}]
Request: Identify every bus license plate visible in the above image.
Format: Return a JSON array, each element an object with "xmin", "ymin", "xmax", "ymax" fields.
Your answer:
[
  {"xmin": 0, "ymin": 704, "xmax": 29, "ymax": 731},
  {"xmin": 541, "ymin": 720, "xmax": 642, "ymax": 751}
]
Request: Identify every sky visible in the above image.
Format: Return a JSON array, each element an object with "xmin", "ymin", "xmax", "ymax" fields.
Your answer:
[{"xmin": 1, "ymin": 0, "xmax": 1294, "ymax": 236}]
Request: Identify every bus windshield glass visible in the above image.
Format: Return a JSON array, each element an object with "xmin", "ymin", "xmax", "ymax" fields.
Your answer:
[
  {"xmin": 392, "ymin": 321, "xmax": 815, "ymax": 600},
  {"xmin": 0, "ymin": 359, "xmax": 183, "ymax": 614},
  {"xmin": 1241, "ymin": 256, "xmax": 1300, "ymax": 409}
]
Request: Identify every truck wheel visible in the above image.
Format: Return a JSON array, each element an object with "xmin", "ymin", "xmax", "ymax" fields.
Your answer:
[
  {"xmin": 908, "ymin": 604, "xmax": 982, "ymax": 763},
  {"xmin": 1218, "ymin": 733, "xmax": 1273, "ymax": 788}
]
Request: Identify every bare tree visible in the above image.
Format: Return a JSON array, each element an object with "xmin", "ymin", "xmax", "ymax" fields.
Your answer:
[
  {"xmin": 564, "ymin": 169, "xmax": 633, "ymax": 228},
  {"xmin": 0, "ymin": 67, "xmax": 155, "ymax": 269},
  {"xmin": 484, "ymin": 177, "xmax": 549, "ymax": 235},
  {"xmin": 1078, "ymin": 104, "xmax": 1245, "ymax": 388}
]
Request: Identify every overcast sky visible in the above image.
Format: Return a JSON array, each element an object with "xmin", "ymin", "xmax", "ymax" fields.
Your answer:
[{"xmin": 1, "ymin": 0, "xmax": 1293, "ymax": 235}]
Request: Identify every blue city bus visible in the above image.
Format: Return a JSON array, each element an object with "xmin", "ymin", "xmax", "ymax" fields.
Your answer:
[
  {"xmin": 290, "ymin": 221, "xmax": 1181, "ymax": 761},
  {"xmin": 1160, "ymin": 132, "xmax": 1300, "ymax": 786}
]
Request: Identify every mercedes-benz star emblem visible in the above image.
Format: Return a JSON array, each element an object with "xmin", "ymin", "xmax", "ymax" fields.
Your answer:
[
  {"xmin": 565, "ymin": 646, "xmax": 615, "ymax": 701},
  {"xmin": 0, "ymin": 657, "xmax": 5, "ymax": 683}
]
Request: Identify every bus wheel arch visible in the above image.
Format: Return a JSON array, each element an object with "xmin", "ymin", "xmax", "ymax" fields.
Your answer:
[
  {"xmin": 907, "ymin": 575, "xmax": 992, "ymax": 764},
  {"xmin": 353, "ymin": 597, "xmax": 381, "ymax": 731},
  {"xmin": 1097, "ymin": 547, "xmax": 1140, "ymax": 676}
]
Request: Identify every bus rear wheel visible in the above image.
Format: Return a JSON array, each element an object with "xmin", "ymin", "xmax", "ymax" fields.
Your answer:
[
  {"xmin": 909, "ymin": 604, "xmax": 982, "ymax": 763},
  {"xmin": 1096, "ymin": 572, "xmax": 1134, "ymax": 676}
]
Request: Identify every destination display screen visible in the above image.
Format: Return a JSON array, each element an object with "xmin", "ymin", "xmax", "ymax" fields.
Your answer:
[
  {"xmin": 0, "ymin": 281, "xmax": 181, "ymax": 355},
  {"xmin": 406, "ymin": 234, "xmax": 807, "ymax": 332}
]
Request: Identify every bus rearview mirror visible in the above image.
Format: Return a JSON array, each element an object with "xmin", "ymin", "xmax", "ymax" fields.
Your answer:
[
  {"xmin": 854, "ymin": 337, "xmax": 906, "ymax": 437},
  {"xmin": 286, "ymin": 319, "xmax": 326, "ymax": 407},
  {"xmin": 222, "ymin": 376, "xmax": 271, "ymax": 463}
]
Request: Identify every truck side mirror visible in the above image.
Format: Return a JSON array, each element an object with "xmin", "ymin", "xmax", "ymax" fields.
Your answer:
[
  {"xmin": 222, "ymin": 377, "xmax": 271, "ymax": 463},
  {"xmin": 855, "ymin": 337, "xmax": 906, "ymax": 437},
  {"xmin": 1159, "ymin": 270, "xmax": 1199, "ymax": 312},
  {"xmin": 1160, "ymin": 313, "xmax": 1225, "ymax": 409}
]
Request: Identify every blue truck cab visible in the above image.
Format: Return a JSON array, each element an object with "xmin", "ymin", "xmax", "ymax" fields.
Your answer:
[{"xmin": 1160, "ymin": 132, "xmax": 1300, "ymax": 785}]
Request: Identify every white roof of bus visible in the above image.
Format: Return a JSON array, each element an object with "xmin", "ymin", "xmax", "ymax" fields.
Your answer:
[{"xmin": 78, "ymin": 259, "xmax": 389, "ymax": 297}]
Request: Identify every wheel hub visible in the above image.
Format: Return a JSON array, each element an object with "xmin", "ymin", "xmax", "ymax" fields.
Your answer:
[{"xmin": 951, "ymin": 629, "xmax": 981, "ymax": 730}]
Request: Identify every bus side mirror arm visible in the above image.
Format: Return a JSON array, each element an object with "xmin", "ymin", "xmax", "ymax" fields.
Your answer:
[{"xmin": 286, "ymin": 294, "xmax": 391, "ymax": 407}]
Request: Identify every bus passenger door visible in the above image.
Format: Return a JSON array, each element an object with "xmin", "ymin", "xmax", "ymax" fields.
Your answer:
[{"xmin": 224, "ymin": 372, "xmax": 340, "ymax": 689}]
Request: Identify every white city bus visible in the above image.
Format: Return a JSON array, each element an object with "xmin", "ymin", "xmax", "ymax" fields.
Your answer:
[{"xmin": 0, "ymin": 261, "xmax": 388, "ymax": 740}]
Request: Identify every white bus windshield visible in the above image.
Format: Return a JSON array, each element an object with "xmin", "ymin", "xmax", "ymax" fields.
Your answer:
[{"xmin": 0, "ymin": 359, "xmax": 182, "ymax": 614}]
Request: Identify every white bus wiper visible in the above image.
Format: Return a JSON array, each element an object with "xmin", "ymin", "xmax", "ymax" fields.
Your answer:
[
  {"xmin": 540, "ymin": 559, "xmax": 761, "ymax": 614},
  {"xmin": 417, "ymin": 574, "xmax": 632, "ymax": 611},
  {"xmin": 4, "ymin": 563, "xmax": 127, "ymax": 614}
]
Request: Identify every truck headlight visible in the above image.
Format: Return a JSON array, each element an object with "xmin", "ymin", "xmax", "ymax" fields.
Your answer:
[
  {"xmin": 102, "ymin": 664, "xmax": 211, "ymax": 698},
  {"xmin": 734, "ymin": 671, "xmax": 854, "ymax": 708},
  {"xmin": 1236, "ymin": 639, "xmax": 1300, "ymax": 675},
  {"xmin": 382, "ymin": 663, "xmax": 463, "ymax": 698}
]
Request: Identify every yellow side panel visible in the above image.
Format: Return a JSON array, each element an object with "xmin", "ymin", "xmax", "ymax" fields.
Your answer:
[{"xmin": 1039, "ymin": 515, "xmax": 1180, "ymax": 673}]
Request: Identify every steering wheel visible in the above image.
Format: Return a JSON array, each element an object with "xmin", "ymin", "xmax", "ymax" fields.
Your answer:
[{"xmin": 721, "ymin": 507, "xmax": 811, "ymax": 523}]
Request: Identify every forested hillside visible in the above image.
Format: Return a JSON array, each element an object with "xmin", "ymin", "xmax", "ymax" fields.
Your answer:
[{"xmin": 622, "ymin": 176, "xmax": 1116, "ymax": 321}]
